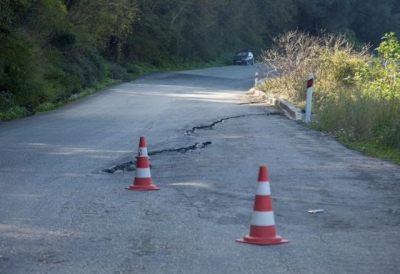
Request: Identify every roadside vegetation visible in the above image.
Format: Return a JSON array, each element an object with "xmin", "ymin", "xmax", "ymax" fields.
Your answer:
[
  {"xmin": 1, "ymin": 0, "xmax": 399, "ymax": 121},
  {"xmin": 259, "ymin": 30, "xmax": 400, "ymax": 164}
]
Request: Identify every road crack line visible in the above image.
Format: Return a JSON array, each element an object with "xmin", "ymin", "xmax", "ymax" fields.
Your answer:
[
  {"xmin": 186, "ymin": 112, "xmax": 280, "ymax": 136},
  {"xmin": 102, "ymin": 141, "xmax": 212, "ymax": 174},
  {"xmin": 103, "ymin": 112, "xmax": 280, "ymax": 173}
]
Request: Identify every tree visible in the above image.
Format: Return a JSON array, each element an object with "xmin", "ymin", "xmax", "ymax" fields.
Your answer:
[
  {"xmin": 350, "ymin": 0, "xmax": 400, "ymax": 46},
  {"xmin": 66, "ymin": 0, "xmax": 138, "ymax": 60}
]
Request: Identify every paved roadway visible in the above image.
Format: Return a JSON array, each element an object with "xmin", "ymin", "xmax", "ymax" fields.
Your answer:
[{"xmin": 0, "ymin": 65, "xmax": 399, "ymax": 273}]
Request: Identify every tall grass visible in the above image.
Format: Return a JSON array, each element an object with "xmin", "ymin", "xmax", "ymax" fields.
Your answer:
[{"xmin": 259, "ymin": 30, "xmax": 400, "ymax": 163}]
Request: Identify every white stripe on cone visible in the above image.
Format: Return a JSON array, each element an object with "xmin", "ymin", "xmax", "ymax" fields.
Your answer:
[
  {"xmin": 251, "ymin": 211, "xmax": 275, "ymax": 226},
  {"xmin": 256, "ymin": 181, "xmax": 271, "ymax": 195},
  {"xmin": 138, "ymin": 147, "xmax": 148, "ymax": 157},
  {"xmin": 135, "ymin": 168, "xmax": 151, "ymax": 178}
]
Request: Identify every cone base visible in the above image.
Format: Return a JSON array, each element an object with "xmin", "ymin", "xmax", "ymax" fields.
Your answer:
[
  {"xmin": 125, "ymin": 184, "xmax": 159, "ymax": 191},
  {"xmin": 236, "ymin": 234, "xmax": 289, "ymax": 245}
]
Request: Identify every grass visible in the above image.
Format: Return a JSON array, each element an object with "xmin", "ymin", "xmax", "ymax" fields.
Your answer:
[
  {"xmin": 258, "ymin": 30, "xmax": 400, "ymax": 166},
  {"xmin": 308, "ymin": 122, "xmax": 400, "ymax": 165},
  {"xmin": 35, "ymin": 78, "xmax": 121, "ymax": 113},
  {"xmin": 340, "ymin": 139, "xmax": 400, "ymax": 165}
]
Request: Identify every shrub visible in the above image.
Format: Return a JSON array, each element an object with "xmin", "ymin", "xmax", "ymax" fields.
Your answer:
[
  {"xmin": 0, "ymin": 92, "xmax": 16, "ymax": 114},
  {"xmin": 0, "ymin": 106, "xmax": 29, "ymax": 120},
  {"xmin": 259, "ymin": 30, "xmax": 400, "ymax": 152}
]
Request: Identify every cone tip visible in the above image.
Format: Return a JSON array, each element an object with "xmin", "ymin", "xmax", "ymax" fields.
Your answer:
[
  {"xmin": 258, "ymin": 165, "xmax": 268, "ymax": 182},
  {"xmin": 139, "ymin": 136, "xmax": 147, "ymax": 147}
]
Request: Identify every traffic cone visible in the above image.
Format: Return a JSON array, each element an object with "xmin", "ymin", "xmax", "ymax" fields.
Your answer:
[
  {"xmin": 236, "ymin": 165, "xmax": 288, "ymax": 245},
  {"xmin": 126, "ymin": 137, "xmax": 159, "ymax": 191},
  {"xmin": 136, "ymin": 136, "xmax": 148, "ymax": 157}
]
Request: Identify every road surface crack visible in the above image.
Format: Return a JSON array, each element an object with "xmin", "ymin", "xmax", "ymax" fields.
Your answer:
[
  {"xmin": 103, "ymin": 112, "xmax": 279, "ymax": 173},
  {"xmin": 186, "ymin": 112, "xmax": 280, "ymax": 136},
  {"xmin": 149, "ymin": 141, "xmax": 212, "ymax": 155},
  {"xmin": 102, "ymin": 141, "xmax": 212, "ymax": 174}
]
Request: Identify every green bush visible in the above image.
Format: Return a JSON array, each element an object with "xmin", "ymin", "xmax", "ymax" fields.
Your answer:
[
  {"xmin": 0, "ymin": 106, "xmax": 29, "ymax": 120},
  {"xmin": 0, "ymin": 31, "xmax": 43, "ymax": 108},
  {"xmin": 0, "ymin": 92, "xmax": 16, "ymax": 113},
  {"xmin": 259, "ymin": 30, "xmax": 400, "ymax": 157}
]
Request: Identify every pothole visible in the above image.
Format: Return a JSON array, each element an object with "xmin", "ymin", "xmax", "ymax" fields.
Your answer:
[{"xmin": 102, "ymin": 161, "xmax": 135, "ymax": 174}]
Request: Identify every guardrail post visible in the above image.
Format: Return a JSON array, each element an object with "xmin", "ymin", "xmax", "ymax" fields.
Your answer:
[
  {"xmin": 305, "ymin": 73, "xmax": 313, "ymax": 123},
  {"xmin": 255, "ymin": 72, "xmax": 259, "ymax": 85}
]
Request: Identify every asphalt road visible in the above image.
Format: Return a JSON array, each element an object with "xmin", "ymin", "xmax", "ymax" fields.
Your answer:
[{"xmin": 0, "ymin": 65, "xmax": 399, "ymax": 274}]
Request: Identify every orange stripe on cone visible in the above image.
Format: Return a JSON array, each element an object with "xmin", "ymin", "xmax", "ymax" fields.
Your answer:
[
  {"xmin": 236, "ymin": 165, "xmax": 288, "ymax": 245},
  {"xmin": 253, "ymin": 196, "xmax": 273, "ymax": 211},
  {"xmin": 126, "ymin": 137, "xmax": 159, "ymax": 191},
  {"xmin": 136, "ymin": 156, "xmax": 149, "ymax": 168}
]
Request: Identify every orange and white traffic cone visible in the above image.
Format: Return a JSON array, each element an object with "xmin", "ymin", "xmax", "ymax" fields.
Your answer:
[
  {"xmin": 126, "ymin": 137, "xmax": 159, "ymax": 191},
  {"xmin": 236, "ymin": 165, "xmax": 288, "ymax": 245}
]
